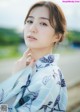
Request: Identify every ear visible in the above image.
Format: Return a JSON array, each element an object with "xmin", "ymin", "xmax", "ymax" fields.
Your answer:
[{"xmin": 52, "ymin": 33, "xmax": 62, "ymax": 43}]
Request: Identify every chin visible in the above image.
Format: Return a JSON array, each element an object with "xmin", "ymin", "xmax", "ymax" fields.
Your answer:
[
  {"xmin": 26, "ymin": 44, "xmax": 38, "ymax": 49},
  {"xmin": 26, "ymin": 43, "xmax": 45, "ymax": 49}
]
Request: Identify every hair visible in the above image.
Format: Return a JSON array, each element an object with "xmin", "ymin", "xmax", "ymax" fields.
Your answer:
[{"xmin": 24, "ymin": 1, "xmax": 67, "ymax": 43}]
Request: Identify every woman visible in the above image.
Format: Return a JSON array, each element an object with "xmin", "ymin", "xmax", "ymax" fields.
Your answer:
[{"xmin": 0, "ymin": 1, "xmax": 68, "ymax": 112}]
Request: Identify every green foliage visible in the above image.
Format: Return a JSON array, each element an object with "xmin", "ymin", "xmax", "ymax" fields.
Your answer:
[
  {"xmin": 67, "ymin": 30, "xmax": 80, "ymax": 43},
  {"xmin": 0, "ymin": 27, "xmax": 80, "ymax": 45},
  {"xmin": 0, "ymin": 45, "xmax": 21, "ymax": 60},
  {"xmin": 0, "ymin": 27, "xmax": 23, "ymax": 45}
]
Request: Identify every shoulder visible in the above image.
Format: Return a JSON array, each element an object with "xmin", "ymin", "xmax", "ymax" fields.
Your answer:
[
  {"xmin": 35, "ymin": 64, "xmax": 61, "ymax": 85},
  {"xmin": 42, "ymin": 65, "xmax": 67, "ymax": 88}
]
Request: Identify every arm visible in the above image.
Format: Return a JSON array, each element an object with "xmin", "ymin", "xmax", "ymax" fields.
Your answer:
[
  {"xmin": 0, "ymin": 66, "xmax": 32, "ymax": 103},
  {"xmin": 0, "ymin": 49, "xmax": 35, "ymax": 103}
]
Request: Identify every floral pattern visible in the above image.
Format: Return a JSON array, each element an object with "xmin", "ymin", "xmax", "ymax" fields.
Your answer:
[
  {"xmin": 57, "ymin": 69, "xmax": 66, "ymax": 87},
  {"xmin": 0, "ymin": 89, "xmax": 4, "ymax": 103},
  {"xmin": 40, "ymin": 55, "xmax": 54, "ymax": 63},
  {"xmin": 0, "ymin": 54, "xmax": 68, "ymax": 112}
]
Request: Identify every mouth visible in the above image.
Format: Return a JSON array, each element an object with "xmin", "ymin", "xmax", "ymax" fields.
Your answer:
[{"xmin": 27, "ymin": 36, "xmax": 37, "ymax": 41}]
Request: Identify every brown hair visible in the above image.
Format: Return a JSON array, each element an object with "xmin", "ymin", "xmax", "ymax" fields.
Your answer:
[{"xmin": 24, "ymin": 1, "xmax": 66, "ymax": 43}]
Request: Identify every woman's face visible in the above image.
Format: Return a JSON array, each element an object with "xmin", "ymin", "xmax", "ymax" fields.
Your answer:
[{"xmin": 24, "ymin": 6, "xmax": 57, "ymax": 49}]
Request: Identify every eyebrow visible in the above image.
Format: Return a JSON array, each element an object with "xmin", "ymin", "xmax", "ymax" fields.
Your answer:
[{"xmin": 28, "ymin": 16, "xmax": 49, "ymax": 21}]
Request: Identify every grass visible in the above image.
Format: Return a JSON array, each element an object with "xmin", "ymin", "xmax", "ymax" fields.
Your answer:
[{"xmin": 0, "ymin": 45, "xmax": 22, "ymax": 60}]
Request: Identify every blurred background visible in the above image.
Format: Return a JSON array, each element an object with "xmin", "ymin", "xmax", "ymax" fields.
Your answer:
[{"xmin": 0, "ymin": 0, "xmax": 80, "ymax": 111}]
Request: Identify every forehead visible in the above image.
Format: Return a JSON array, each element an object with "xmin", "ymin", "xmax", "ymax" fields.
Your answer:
[{"xmin": 29, "ymin": 6, "xmax": 49, "ymax": 18}]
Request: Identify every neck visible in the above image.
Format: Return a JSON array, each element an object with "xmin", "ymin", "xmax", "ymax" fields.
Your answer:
[{"xmin": 30, "ymin": 47, "xmax": 53, "ymax": 61}]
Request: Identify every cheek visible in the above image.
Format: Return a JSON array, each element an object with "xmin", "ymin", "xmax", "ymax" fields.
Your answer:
[
  {"xmin": 23, "ymin": 28, "xmax": 29, "ymax": 41},
  {"xmin": 40, "ymin": 29, "xmax": 53, "ymax": 41},
  {"xmin": 23, "ymin": 25, "xmax": 29, "ymax": 35},
  {"xmin": 41, "ymin": 28, "xmax": 54, "ymax": 36},
  {"xmin": 23, "ymin": 32, "xmax": 26, "ymax": 43},
  {"xmin": 39, "ymin": 37, "xmax": 53, "ymax": 47},
  {"xmin": 23, "ymin": 30, "xmax": 28, "ymax": 45},
  {"xmin": 24, "ymin": 27, "xmax": 27, "ymax": 35}
]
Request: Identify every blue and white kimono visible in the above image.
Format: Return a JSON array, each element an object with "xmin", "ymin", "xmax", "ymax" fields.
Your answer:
[{"xmin": 0, "ymin": 54, "xmax": 68, "ymax": 112}]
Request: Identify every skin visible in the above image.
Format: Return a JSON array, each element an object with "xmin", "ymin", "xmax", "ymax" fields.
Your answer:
[{"xmin": 13, "ymin": 6, "xmax": 61, "ymax": 74}]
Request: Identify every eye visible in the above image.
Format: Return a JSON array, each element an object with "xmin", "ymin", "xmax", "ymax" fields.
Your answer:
[
  {"xmin": 40, "ymin": 22, "xmax": 48, "ymax": 26},
  {"xmin": 26, "ymin": 20, "xmax": 33, "ymax": 24}
]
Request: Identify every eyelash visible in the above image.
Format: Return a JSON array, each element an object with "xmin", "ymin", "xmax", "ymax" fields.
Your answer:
[
  {"xmin": 26, "ymin": 20, "xmax": 33, "ymax": 24},
  {"xmin": 40, "ymin": 22, "xmax": 48, "ymax": 26},
  {"xmin": 26, "ymin": 20, "xmax": 48, "ymax": 26}
]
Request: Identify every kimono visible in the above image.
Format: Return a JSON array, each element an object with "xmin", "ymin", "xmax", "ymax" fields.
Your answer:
[{"xmin": 0, "ymin": 54, "xmax": 68, "ymax": 112}]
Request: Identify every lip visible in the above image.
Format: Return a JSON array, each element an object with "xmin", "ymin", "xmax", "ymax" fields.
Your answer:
[{"xmin": 27, "ymin": 36, "xmax": 37, "ymax": 41}]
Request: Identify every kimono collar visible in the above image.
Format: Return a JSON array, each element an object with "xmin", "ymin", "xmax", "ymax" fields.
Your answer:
[{"xmin": 34, "ymin": 53, "xmax": 60, "ymax": 70}]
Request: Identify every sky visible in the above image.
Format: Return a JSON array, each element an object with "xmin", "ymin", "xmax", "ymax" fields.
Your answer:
[{"xmin": 0, "ymin": 0, "xmax": 80, "ymax": 32}]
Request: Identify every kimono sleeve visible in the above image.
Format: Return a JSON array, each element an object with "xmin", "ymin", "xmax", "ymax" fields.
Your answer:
[
  {"xmin": 0, "ymin": 66, "xmax": 32, "ymax": 103},
  {"xmin": 17, "ymin": 75, "xmax": 60, "ymax": 112}
]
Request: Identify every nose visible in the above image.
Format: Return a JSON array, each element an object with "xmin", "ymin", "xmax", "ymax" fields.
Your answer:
[{"xmin": 29, "ymin": 23, "xmax": 38, "ymax": 33}]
